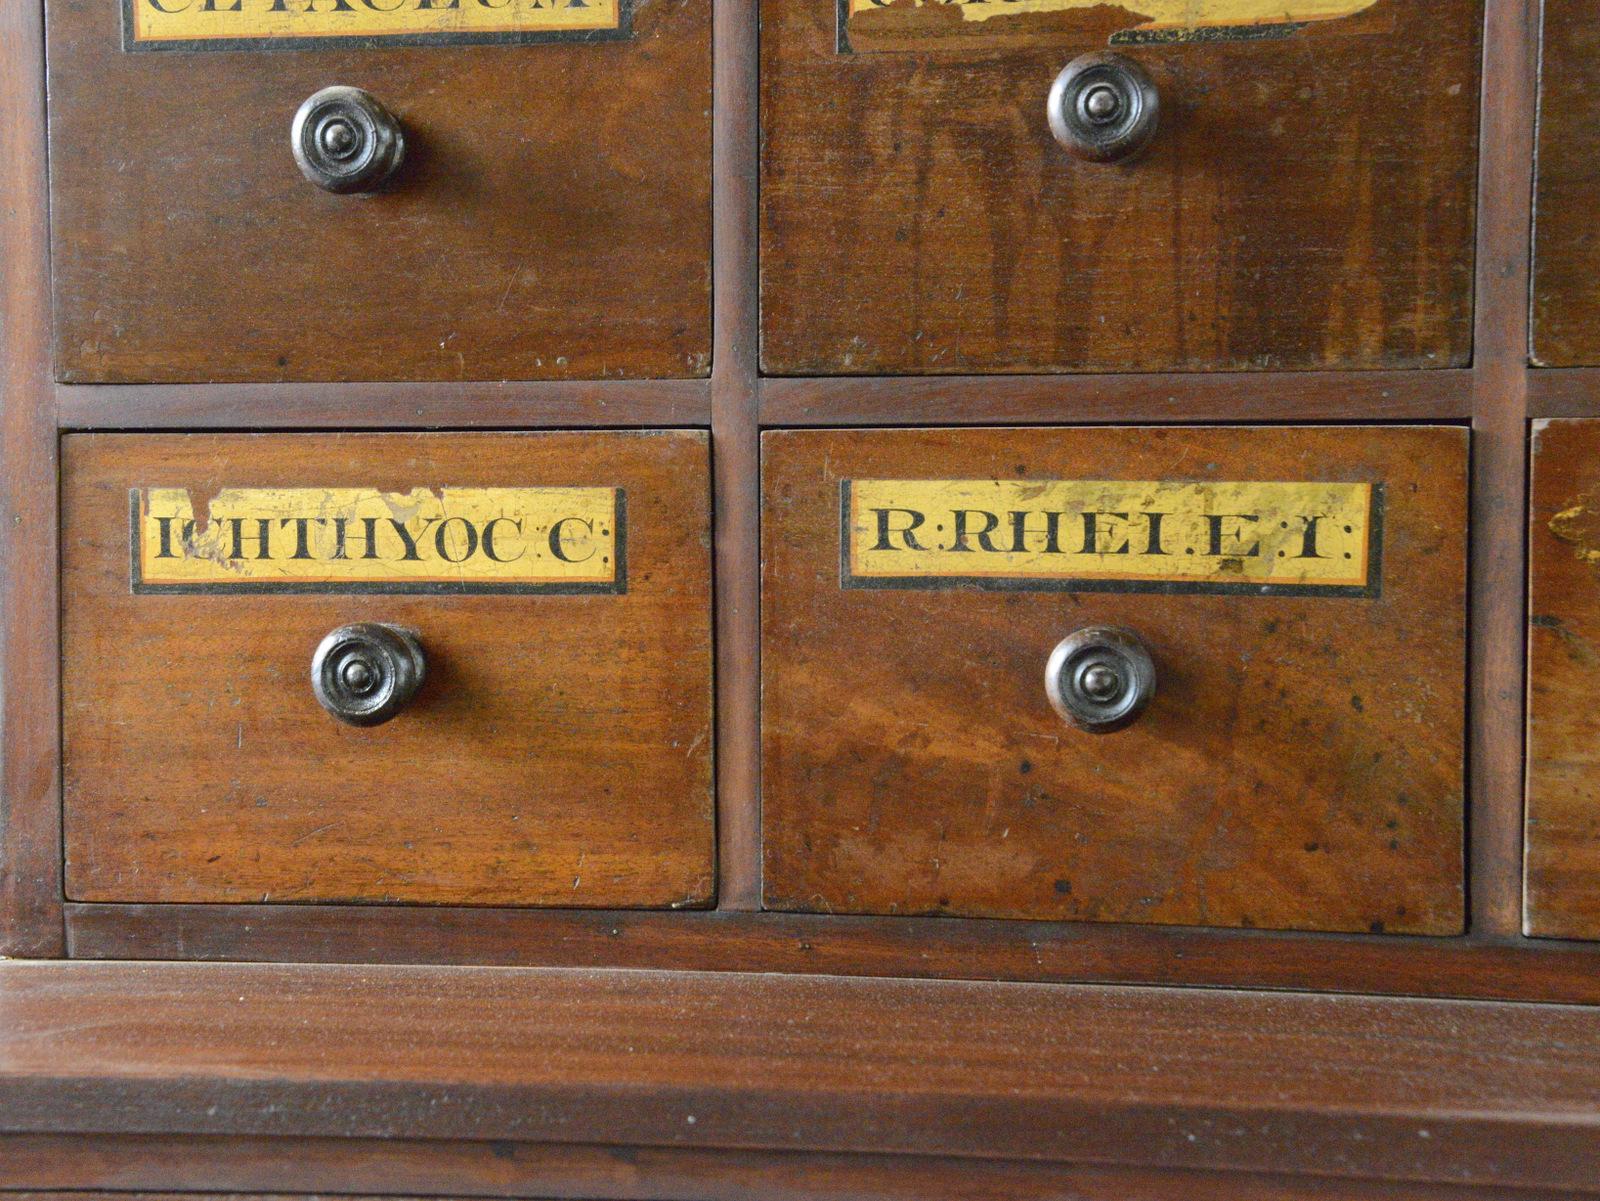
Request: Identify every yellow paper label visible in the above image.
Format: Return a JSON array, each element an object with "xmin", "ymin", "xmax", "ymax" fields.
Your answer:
[
  {"xmin": 841, "ymin": 0, "xmax": 1380, "ymax": 51},
  {"xmin": 133, "ymin": 486, "xmax": 623, "ymax": 594},
  {"xmin": 842, "ymin": 479, "xmax": 1379, "ymax": 596},
  {"xmin": 125, "ymin": 0, "xmax": 625, "ymax": 50}
]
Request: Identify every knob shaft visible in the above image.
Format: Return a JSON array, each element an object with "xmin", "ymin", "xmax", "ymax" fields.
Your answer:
[
  {"xmin": 1045, "ymin": 626, "xmax": 1156, "ymax": 733},
  {"xmin": 291, "ymin": 86, "xmax": 406, "ymax": 194},
  {"xmin": 1047, "ymin": 52, "xmax": 1160, "ymax": 164},
  {"xmin": 311, "ymin": 623, "xmax": 425, "ymax": 727}
]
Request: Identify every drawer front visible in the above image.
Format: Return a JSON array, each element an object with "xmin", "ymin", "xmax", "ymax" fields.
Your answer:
[
  {"xmin": 62, "ymin": 432, "xmax": 713, "ymax": 907},
  {"xmin": 47, "ymin": 0, "xmax": 709, "ymax": 383},
  {"xmin": 1527, "ymin": 420, "xmax": 1600, "ymax": 937},
  {"xmin": 761, "ymin": 0, "xmax": 1480, "ymax": 376},
  {"xmin": 1532, "ymin": 0, "xmax": 1600, "ymax": 366},
  {"xmin": 761, "ymin": 426, "xmax": 1467, "ymax": 934}
]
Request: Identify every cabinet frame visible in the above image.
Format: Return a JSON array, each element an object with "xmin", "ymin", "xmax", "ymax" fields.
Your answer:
[
  {"xmin": 0, "ymin": 0, "xmax": 1587, "ymax": 998},
  {"xmin": 13, "ymin": 0, "xmax": 1600, "ymax": 1193}
]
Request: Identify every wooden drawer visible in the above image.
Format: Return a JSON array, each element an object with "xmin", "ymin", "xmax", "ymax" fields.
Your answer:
[
  {"xmin": 1526, "ymin": 419, "xmax": 1600, "ymax": 937},
  {"xmin": 1532, "ymin": 0, "xmax": 1600, "ymax": 366},
  {"xmin": 61, "ymin": 431, "xmax": 713, "ymax": 907},
  {"xmin": 761, "ymin": 426, "xmax": 1467, "ymax": 934},
  {"xmin": 46, "ymin": 0, "xmax": 709, "ymax": 383},
  {"xmin": 761, "ymin": 0, "xmax": 1481, "ymax": 376}
]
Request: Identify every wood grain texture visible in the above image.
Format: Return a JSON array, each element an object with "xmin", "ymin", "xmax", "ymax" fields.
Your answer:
[
  {"xmin": 58, "ymin": 902, "xmax": 1600, "ymax": 1007},
  {"xmin": 1464, "ymin": 0, "xmax": 1538, "ymax": 937},
  {"xmin": 763, "ymin": 426, "xmax": 1467, "ymax": 934},
  {"xmin": 760, "ymin": 0, "xmax": 1481, "ymax": 375},
  {"xmin": 1529, "ymin": 369, "xmax": 1600, "ymax": 418},
  {"xmin": 61, "ymin": 432, "xmax": 713, "ymax": 907},
  {"xmin": 8, "ymin": 962, "xmax": 1600, "ymax": 1191},
  {"xmin": 56, "ymin": 380, "xmax": 712, "ymax": 431},
  {"xmin": 0, "ymin": 0, "xmax": 65, "ymax": 955},
  {"xmin": 760, "ymin": 370, "xmax": 1476, "ymax": 425},
  {"xmin": 1524, "ymin": 418, "xmax": 1600, "ymax": 937},
  {"xmin": 46, "ymin": 0, "xmax": 709, "ymax": 383},
  {"xmin": 709, "ymin": 0, "xmax": 762, "ymax": 909},
  {"xmin": 1531, "ymin": 0, "xmax": 1600, "ymax": 366},
  {"xmin": 6, "ymin": 1142, "xmax": 1596, "ymax": 1201}
]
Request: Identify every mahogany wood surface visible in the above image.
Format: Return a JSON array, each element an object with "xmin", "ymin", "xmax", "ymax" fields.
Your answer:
[
  {"xmin": 6, "ymin": 961, "xmax": 1600, "ymax": 1192},
  {"xmin": 763, "ymin": 426, "xmax": 1467, "ymax": 933},
  {"xmin": 61, "ymin": 432, "xmax": 714, "ymax": 907},
  {"xmin": 760, "ymin": 370, "xmax": 1476, "ymax": 425},
  {"xmin": 709, "ymin": 0, "xmax": 762, "ymax": 910},
  {"xmin": 56, "ymin": 381, "xmax": 712, "ymax": 431},
  {"xmin": 57, "ymin": 901, "xmax": 1600, "ymax": 1007},
  {"xmin": 761, "ymin": 0, "xmax": 1482, "ymax": 376},
  {"xmin": 1466, "ymin": 0, "xmax": 1538, "ymax": 939},
  {"xmin": 6, "ymin": 1135, "xmax": 1598, "ymax": 1201},
  {"xmin": 1524, "ymin": 418, "xmax": 1600, "ymax": 936},
  {"xmin": 1530, "ymin": 370, "xmax": 1600, "ymax": 418},
  {"xmin": 2, "ymin": 0, "xmax": 1599, "ymax": 1190},
  {"xmin": 1531, "ymin": 0, "xmax": 1600, "ymax": 366},
  {"xmin": 0, "ymin": 0, "xmax": 63, "ymax": 956},
  {"xmin": 46, "ymin": 0, "xmax": 710, "ymax": 384},
  {"xmin": 0, "ymin": 0, "xmax": 1572, "ymax": 976}
]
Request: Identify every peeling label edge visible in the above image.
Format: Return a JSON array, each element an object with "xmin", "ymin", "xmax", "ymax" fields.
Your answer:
[
  {"xmin": 835, "ymin": 0, "xmax": 1316, "ymax": 54},
  {"xmin": 121, "ymin": 0, "xmax": 633, "ymax": 54},
  {"xmin": 127, "ymin": 487, "xmax": 630, "ymax": 596}
]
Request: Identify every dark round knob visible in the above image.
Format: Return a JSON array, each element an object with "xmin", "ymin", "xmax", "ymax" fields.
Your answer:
[
  {"xmin": 311, "ymin": 623, "xmax": 425, "ymax": 727},
  {"xmin": 1047, "ymin": 52, "xmax": 1160, "ymax": 164},
  {"xmin": 1044, "ymin": 626, "xmax": 1156, "ymax": 734},
  {"xmin": 290, "ymin": 86, "xmax": 405, "ymax": 194}
]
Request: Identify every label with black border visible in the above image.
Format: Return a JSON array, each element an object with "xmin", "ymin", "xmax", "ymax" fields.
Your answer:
[
  {"xmin": 131, "ymin": 485, "xmax": 625, "ymax": 595},
  {"xmin": 840, "ymin": 478, "xmax": 1382, "ymax": 598},
  {"xmin": 124, "ymin": 0, "xmax": 630, "ymax": 53}
]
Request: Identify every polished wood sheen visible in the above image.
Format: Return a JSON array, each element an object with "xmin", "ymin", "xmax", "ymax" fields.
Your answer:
[
  {"xmin": 0, "ymin": 0, "xmax": 65, "ymax": 955},
  {"xmin": 1465, "ymin": 0, "xmax": 1539, "ymax": 939},
  {"xmin": 1524, "ymin": 418, "xmax": 1600, "ymax": 937},
  {"xmin": 761, "ymin": 0, "xmax": 1481, "ymax": 376},
  {"xmin": 7, "ymin": 962, "xmax": 1600, "ymax": 1192},
  {"xmin": 46, "ymin": 0, "xmax": 710, "ymax": 383},
  {"xmin": 710, "ymin": 0, "xmax": 763, "ymax": 911},
  {"xmin": 8, "ymin": 1137, "xmax": 1593, "ymax": 1201},
  {"xmin": 56, "ymin": 379, "xmax": 712, "ymax": 431},
  {"xmin": 61, "ymin": 432, "xmax": 714, "ymax": 907},
  {"xmin": 763, "ymin": 426, "xmax": 1467, "ymax": 934},
  {"xmin": 4, "ymin": 0, "xmax": 1598, "ymax": 1189},
  {"xmin": 56, "ymin": 901, "xmax": 1600, "ymax": 1007},
  {"xmin": 1531, "ymin": 0, "xmax": 1600, "ymax": 366}
]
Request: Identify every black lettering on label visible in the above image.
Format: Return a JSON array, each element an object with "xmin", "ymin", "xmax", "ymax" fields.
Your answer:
[
  {"xmin": 1205, "ymin": 513, "xmax": 1261, "ymax": 558},
  {"xmin": 1142, "ymin": 511, "xmax": 1169, "ymax": 556},
  {"xmin": 1297, "ymin": 515, "xmax": 1328, "ymax": 559},
  {"xmin": 549, "ymin": 516, "xmax": 595, "ymax": 563},
  {"xmin": 385, "ymin": 517, "xmax": 435, "ymax": 562},
  {"xmin": 153, "ymin": 515, "xmax": 191, "ymax": 558},
  {"xmin": 433, "ymin": 516, "xmax": 480, "ymax": 564},
  {"xmin": 228, "ymin": 516, "xmax": 273, "ymax": 560},
  {"xmin": 871, "ymin": 507, "xmax": 927, "ymax": 551},
  {"xmin": 280, "ymin": 516, "xmax": 323, "ymax": 560},
  {"xmin": 1007, "ymin": 509, "xmax": 1063, "ymax": 555},
  {"xmin": 949, "ymin": 509, "xmax": 1002, "ymax": 553},
  {"xmin": 1078, "ymin": 511, "xmax": 1131, "ymax": 556},
  {"xmin": 482, "ymin": 517, "xmax": 524, "ymax": 563}
]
